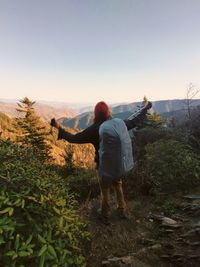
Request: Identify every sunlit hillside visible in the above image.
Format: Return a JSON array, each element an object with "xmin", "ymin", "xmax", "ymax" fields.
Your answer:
[
  {"xmin": 0, "ymin": 106, "xmax": 95, "ymax": 168},
  {"xmin": 0, "ymin": 101, "xmax": 79, "ymax": 120}
]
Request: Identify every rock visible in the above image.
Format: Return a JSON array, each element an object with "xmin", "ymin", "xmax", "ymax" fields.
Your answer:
[
  {"xmin": 182, "ymin": 229, "xmax": 196, "ymax": 237},
  {"xmin": 150, "ymin": 244, "xmax": 162, "ymax": 252},
  {"xmin": 161, "ymin": 222, "xmax": 182, "ymax": 228},
  {"xmin": 147, "ymin": 213, "xmax": 179, "ymax": 226},
  {"xmin": 175, "ymin": 237, "xmax": 184, "ymax": 243},
  {"xmin": 102, "ymin": 255, "xmax": 151, "ymax": 267},
  {"xmin": 181, "ymin": 200, "xmax": 200, "ymax": 215},
  {"xmin": 183, "ymin": 195, "xmax": 200, "ymax": 200},
  {"xmin": 187, "ymin": 255, "xmax": 200, "ymax": 259},
  {"xmin": 182, "ymin": 218, "xmax": 190, "ymax": 222},
  {"xmin": 164, "ymin": 229, "xmax": 174, "ymax": 234},
  {"xmin": 191, "ymin": 205, "xmax": 200, "ymax": 211},
  {"xmin": 146, "ymin": 213, "xmax": 163, "ymax": 221},
  {"xmin": 121, "ymin": 256, "xmax": 132, "ymax": 264},
  {"xmin": 160, "ymin": 254, "xmax": 171, "ymax": 259},
  {"xmin": 136, "ymin": 243, "xmax": 162, "ymax": 257},
  {"xmin": 102, "ymin": 260, "xmax": 110, "ymax": 266},
  {"xmin": 161, "ymin": 217, "xmax": 177, "ymax": 225},
  {"xmin": 172, "ymin": 215, "xmax": 184, "ymax": 221},
  {"xmin": 172, "ymin": 253, "xmax": 184, "ymax": 259},
  {"xmin": 192, "ymin": 199, "xmax": 200, "ymax": 205},
  {"xmin": 181, "ymin": 205, "xmax": 192, "ymax": 211},
  {"xmin": 188, "ymin": 241, "xmax": 200, "ymax": 246},
  {"xmin": 192, "ymin": 221, "xmax": 200, "ymax": 228},
  {"xmin": 109, "ymin": 257, "xmax": 120, "ymax": 263}
]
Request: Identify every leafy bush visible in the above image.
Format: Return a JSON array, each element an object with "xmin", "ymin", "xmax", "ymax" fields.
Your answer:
[
  {"xmin": 140, "ymin": 139, "xmax": 200, "ymax": 193},
  {"xmin": 133, "ymin": 127, "xmax": 171, "ymax": 161},
  {"xmin": 0, "ymin": 140, "xmax": 89, "ymax": 267}
]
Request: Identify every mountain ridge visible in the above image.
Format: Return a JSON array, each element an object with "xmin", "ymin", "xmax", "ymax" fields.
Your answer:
[
  {"xmin": 60, "ymin": 99, "xmax": 200, "ymax": 129},
  {"xmin": 1, "ymin": 98, "xmax": 200, "ymax": 129}
]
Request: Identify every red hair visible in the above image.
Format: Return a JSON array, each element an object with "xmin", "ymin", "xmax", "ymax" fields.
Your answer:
[{"xmin": 94, "ymin": 101, "xmax": 111, "ymax": 123}]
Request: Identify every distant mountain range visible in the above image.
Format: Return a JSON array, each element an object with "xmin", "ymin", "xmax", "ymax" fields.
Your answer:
[
  {"xmin": 1, "ymin": 98, "xmax": 200, "ymax": 128},
  {"xmin": 59, "ymin": 99, "xmax": 200, "ymax": 129}
]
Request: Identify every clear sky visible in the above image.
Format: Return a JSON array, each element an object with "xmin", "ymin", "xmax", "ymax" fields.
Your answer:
[{"xmin": 0, "ymin": 0, "xmax": 200, "ymax": 103}]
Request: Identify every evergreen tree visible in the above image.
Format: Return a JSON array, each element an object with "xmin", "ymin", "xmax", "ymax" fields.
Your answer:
[{"xmin": 16, "ymin": 97, "xmax": 51, "ymax": 162}]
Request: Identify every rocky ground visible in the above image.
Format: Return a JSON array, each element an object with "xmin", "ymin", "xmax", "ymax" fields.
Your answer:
[{"xmin": 82, "ymin": 189, "xmax": 200, "ymax": 267}]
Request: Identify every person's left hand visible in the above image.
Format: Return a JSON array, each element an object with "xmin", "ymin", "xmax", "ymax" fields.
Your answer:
[{"xmin": 50, "ymin": 118, "xmax": 60, "ymax": 129}]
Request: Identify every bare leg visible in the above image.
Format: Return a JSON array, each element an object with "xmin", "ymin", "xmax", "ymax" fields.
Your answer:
[
  {"xmin": 100, "ymin": 181, "xmax": 111, "ymax": 218},
  {"xmin": 114, "ymin": 180, "xmax": 127, "ymax": 218}
]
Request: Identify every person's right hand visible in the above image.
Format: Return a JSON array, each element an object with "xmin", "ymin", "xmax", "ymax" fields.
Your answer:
[
  {"xmin": 50, "ymin": 118, "xmax": 60, "ymax": 129},
  {"xmin": 142, "ymin": 98, "xmax": 152, "ymax": 110},
  {"xmin": 145, "ymin": 101, "xmax": 152, "ymax": 110}
]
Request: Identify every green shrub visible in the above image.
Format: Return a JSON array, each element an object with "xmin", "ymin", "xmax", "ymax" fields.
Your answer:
[
  {"xmin": 0, "ymin": 140, "xmax": 89, "ymax": 267},
  {"xmin": 141, "ymin": 139, "xmax": 200, "ymax": 193},
  {"xmin": 133, "ymin": 127, "xmax": 182, "ymax": 162}
]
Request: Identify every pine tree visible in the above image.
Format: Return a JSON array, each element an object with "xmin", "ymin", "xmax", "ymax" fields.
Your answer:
[{"xmin": 16, "ymin": 97, "xmax": 51, "ymax": 162}]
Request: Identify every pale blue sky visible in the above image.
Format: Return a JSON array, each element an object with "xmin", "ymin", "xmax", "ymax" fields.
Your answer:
[{"xmin": 0, "ymin": 0, "xmax": 200, "ymax": 103}]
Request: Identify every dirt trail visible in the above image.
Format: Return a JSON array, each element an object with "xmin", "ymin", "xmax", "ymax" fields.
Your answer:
[{"xmin": 83, "ymin": 190, "xmax": 200, "ymax": 267}]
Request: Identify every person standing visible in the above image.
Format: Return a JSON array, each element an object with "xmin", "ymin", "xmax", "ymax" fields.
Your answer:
[{"xmin": 51, "ymin": 100, "xmax": 152, "ymax": 224}]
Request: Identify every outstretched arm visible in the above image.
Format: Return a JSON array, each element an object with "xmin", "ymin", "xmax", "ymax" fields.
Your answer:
[
  {"xmin": 50, "ymin": 118, "xmax": 95, "ymax": 144},
  {"xmin": 124, "ymin": 101, "xmax": 152, "ymax": 130}
]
